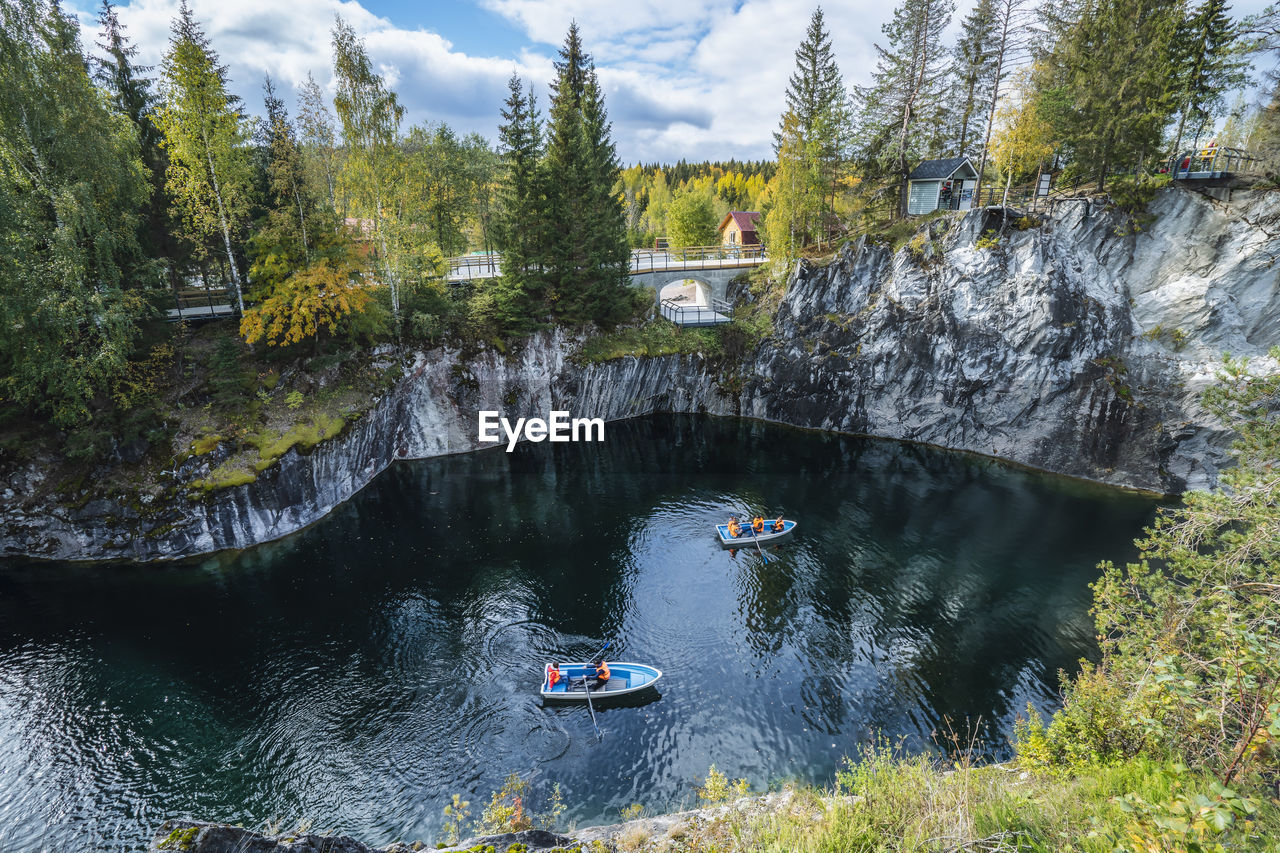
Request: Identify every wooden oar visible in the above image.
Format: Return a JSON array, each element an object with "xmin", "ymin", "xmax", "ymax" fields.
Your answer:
[
  {"xmin": 746, "ymin": 518, "xmax": 770, "ymax": 564},
  {"xmin": 579, "ymin": 641, "xmax": 609, "ymax": 741},
  {"xmin": 582, "ymin": 663, "xmax": 602, "ymax": 741}
]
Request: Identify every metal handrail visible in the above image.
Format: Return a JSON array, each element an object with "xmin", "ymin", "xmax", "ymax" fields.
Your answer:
[
  {"xmin": 659, "ymin": 298, "xmax": 729, "ymax": 326},
  {"xmin": 446, "ymin": 245, "xmax": 768, "ymax": 280}
]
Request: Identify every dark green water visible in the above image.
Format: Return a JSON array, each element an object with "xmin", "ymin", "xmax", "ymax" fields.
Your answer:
[{"xmin": 0, "ymin": 415, "xmax": 1159, "ymax": 851}]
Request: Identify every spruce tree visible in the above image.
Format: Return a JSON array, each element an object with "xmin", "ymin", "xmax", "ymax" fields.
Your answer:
[
  {"xmin": 541, "ymin": 22, "xmax": 629, "ymax": 326},
  {"xmin": 777, "ymin": 7, "xmax": 847, "ymax": 145},
  {"xmin": 856, "ymin": 0, "xmax": 954, "ymax": 217},
  {"xmin": 495, "ymin": 73, "xmax": 545, "ymax": 326},
  {"xmin": 95, "ymin": 0, "xmax": 175, "ymax": 270},
  {"xmin": 262, "ymin": 76, "xmax": 311, "ymax": 253},
  {"xmin": 1168, "ymin": 0, "xmax": 1245, "ymax": 156},
  {"xmin": 579, "ymin": 68, "xmax": 630, "ymax": 323},
  {"xmin": 1038, "ymin": 0, "xmax": 1182, "ymax": 190},
  {"xmin": 776, "ymin": 7, "xmax": 849, "ymax": 242}
]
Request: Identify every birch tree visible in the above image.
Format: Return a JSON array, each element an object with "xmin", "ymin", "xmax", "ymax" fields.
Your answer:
[
  {"xmin": 989, "ymin": 69, "xmax": 1054, "ymax": 204},
  {"xmin": 972, "ymin": 0, "xmax": 1036, "ymax": 203},
  {"xmin": 155, "ymin": 0, "xmax": 251, "ymax": 312},
  {"xmin": 331, "ymin": 15, "xmax": 404, "ymax": 326},
  {"xmin": 296, "ymin": 71, "xmax": 338, "ymax": 212}
]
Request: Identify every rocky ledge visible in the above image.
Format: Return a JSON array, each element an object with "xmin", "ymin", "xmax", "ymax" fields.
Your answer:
[
  {"xmin": 150, "ymin": 791, "xmax": 808, "ymax": 853},
  {"xmin": 5, "ymin": 186, "xmax": 1280, "ymax": 562}
]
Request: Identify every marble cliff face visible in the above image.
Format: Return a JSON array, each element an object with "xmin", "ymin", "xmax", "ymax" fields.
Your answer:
[{"xmin": 5, "ymin": 187, "xmax": 1278, "ymax": 562}]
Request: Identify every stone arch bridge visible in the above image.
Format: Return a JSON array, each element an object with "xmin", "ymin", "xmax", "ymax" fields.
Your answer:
[{"xmin": 445, "ymin": 245, "xmax": 767, "ymax": 326}]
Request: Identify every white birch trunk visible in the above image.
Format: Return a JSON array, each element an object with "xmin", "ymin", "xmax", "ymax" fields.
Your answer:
[
  {"xmin": 201, "ymin": 126, "xmax": 244, "ymax": 313},
  {"xmin": 974, "ymin": 0, "xmax": 1017, "ymax": 205}
]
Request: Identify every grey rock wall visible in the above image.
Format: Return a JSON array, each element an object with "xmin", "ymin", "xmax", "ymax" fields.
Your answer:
[{"xmin": 5, "ymin": 187, "xmax": 1278, "ymax": 562}]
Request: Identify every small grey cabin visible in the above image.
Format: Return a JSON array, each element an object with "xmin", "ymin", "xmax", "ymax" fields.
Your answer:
[{"xmin": 906, "ymin": 157, "xmax": 979, "ymax": 215}]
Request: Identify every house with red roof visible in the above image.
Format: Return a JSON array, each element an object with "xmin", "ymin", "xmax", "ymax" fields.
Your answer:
[{"xmin": 717, "ymin": 211, "xmax": 762, "ymax": 247}]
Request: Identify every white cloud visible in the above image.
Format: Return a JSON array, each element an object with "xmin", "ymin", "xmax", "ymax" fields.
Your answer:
[{"xmin": 69, "ymin": 0, "xmax": 1275, "ymax": 163}]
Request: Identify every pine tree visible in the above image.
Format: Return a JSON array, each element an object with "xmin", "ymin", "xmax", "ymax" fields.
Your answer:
[
  {"xmin": 1168, "ymin": 0, "xmax": 1246, "ymax": 156},
  {"xmin": 331, "ymin": 14, "xmax": 405, "ymax": 326},
  {"xmin": 856, "ymin": 0, "xmax": 955, "ymax": 217},
  {"xmin": 541, "ymin": 22, "xmax": 629, "ymax": 326},
  {"xmin": 948, "ymin": 0, "xmax": 999, "ymax": 155},
  {"xmin": 155, "ymin": 0, "xmax": 252, "ymax": 312},
  {"xmin": 0, "ymin": 0, "xmax": 154, "ymax": 425}
]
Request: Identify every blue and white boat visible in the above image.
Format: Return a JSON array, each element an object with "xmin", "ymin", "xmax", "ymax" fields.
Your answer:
[
  {"xmin": 716, "ymin": 519, "xmax": 796, "ymax": 547},
  {"xmin": 541, "ymin": 662, "xmax": 662, "ymax": 701}
]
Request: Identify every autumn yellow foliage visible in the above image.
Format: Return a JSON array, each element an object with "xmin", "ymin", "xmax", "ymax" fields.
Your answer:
[{"xmin": 240, "ymin": 259, "xmax": 373, "ymax": 347}]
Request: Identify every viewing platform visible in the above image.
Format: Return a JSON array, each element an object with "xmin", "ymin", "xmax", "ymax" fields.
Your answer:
[{"xmin": 659, "ymin": 297, "xmax": 731, "ymax": 327}]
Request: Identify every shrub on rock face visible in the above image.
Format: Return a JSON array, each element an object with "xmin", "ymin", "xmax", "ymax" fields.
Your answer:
[{"xmin": 1016, "ymin": 349, "xmax": 1280, "ymax": 840}]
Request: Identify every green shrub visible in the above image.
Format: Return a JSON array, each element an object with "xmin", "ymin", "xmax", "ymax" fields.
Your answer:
[
  {"xmin": 576, "ymin": 320, "xmax": 719, "ymax": 364},
  {"xmin": 1015, "ymin": 665, "xmax": 1147, "ymax": 770},
  {"xmin": 697, "ymin": 764, "xmax": 750, "ymax": 803}
]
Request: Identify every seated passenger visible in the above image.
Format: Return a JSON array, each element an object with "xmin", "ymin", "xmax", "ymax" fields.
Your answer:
[
  {"xmin": 752, "ymin": 516, "xmax": 764, "ymax": 533},
  {"xmin": 592, "ymin": 658, "xmax": 611, "ymax": 690},
  {"xmin": 547, "ymin": 662, "xmax": 562, "ymax": 690},
  {"xmin": 728, "ymin": 516, "xmax": 742, "ymax": 538},
  {"xmin": 772, "ymin": 516, "xmax": 785, "ymax": 532}
]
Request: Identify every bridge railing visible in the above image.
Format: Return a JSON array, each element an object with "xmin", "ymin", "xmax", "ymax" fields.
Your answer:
[
  {"xmin": 167, "ymin": 284, "xmax": 236, "ymax": 322},
  {"xmin": 447, "ymin": 252, "xmax": 501, "ymax": 279},
  {"xmin": 659, "ymin": 298, "xmax": 730, "ymax": 326},
  {"xmin": 630, "ymin": 244, "xmax": 766, "ymax": 273},
  {"xmin": 445, "ymin": 245, "xmax": 767, "ymax": 280}
]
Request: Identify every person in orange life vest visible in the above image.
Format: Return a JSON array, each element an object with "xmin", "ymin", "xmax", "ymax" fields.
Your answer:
[
  {"xmin": 547, "ymin": 662, "xmax": 562, "ymax": 690},
  {"xmin": 752, "ymin": 516, "xmax": 764, "ymax": 533},
  {"xmin": 592, "ymin": 658, "xmax": 611, "ymax": 690},
  {"xmin": 728, "ymin": 516, "xmax": 742, "ymax": 538},
  {"xmin": 772, "ymin": 516, "xmax": 784, "ymax": 532}
]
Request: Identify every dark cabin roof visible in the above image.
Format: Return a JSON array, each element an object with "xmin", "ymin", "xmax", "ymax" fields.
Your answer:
[
  {"xmin": 718, "ymin": 211, "xmax": 762, "ymax": 233},
  {"xmin": 907, "ymin": 157, "xmax": 975, "ymax": 181}
]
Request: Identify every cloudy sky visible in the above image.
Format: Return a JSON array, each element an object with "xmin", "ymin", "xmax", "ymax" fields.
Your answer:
[{"xmin": 67, "ymin": 0, "xmax": 1274, "ymax": 164}]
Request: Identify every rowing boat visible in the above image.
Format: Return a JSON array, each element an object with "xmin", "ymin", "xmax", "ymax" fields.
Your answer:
[
  {"xmin": 541, "ymin": 661, "xmax": 662, "ymax": 701},
  {"xmin": 716, "ymin": 519, "xmax": 796, "ymax": 547}
]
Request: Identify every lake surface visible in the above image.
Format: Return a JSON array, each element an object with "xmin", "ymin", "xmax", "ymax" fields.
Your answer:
[{"xmin": 0, "ymin": 414, "xmax": 1159, "ymax": 851}]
